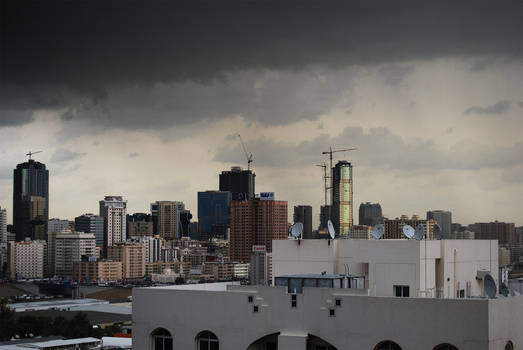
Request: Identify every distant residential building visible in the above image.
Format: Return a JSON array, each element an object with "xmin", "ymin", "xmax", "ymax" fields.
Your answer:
[
  {"xmin": 13, "ymin": 159, "xmax": 49, "ymax": 241},
  {"xmin": 48, "ymin": 218, "xmax": 71, "ymax": 234},
  {"xmin": 179, "ymin": 210, "xmax": 192, "ymax": 237},
  {"xmin": 219, "ymin": 166, "xmax": 255, "ymax": 200},
  {"xmin": 189, "ymin": 222, "xmax": 199, "ymax": 240},
  {"xmin": 350, "ymin": 225, "xmax": 372, "ymax": 239},
  {"xmin": 99, "ymin": 196, "xmax": 127, "ymax": 249},
  {"xmin": 198, "ymin": 191, "xmax": 232, "ymax": 238},
  {"xmin": 75, "ymin": 213, "xmax": 105, "ymax": 248},
  {"xmin": 145, "ymin": 261, "xmax": 180, "ymax": 277},
  {"xmin": 137, "ymin": 236, "xmax": 162, "ymax": 263},
  {"xmin": 8, "ymin": 240, "xmax": 46, "ymax": 279},
  {"xmin": 470, "ymin": 221, "xmax": 516, "ymax": 245},
  {"xmin": 0, "ymin": 207, "xmax": 7, "ymax": 244},
  {"xmin": 319, "ymin": 205, "xmax": 332, "ymax": 231},
  {"xmin": 55, "ymin": 230, "xmax": 98, "ymax": 277},
  {"xmin": 332, "ymin": 161, "xmax": 353, "ymax": 236},
  {"xmin": 107, "ymin": 242, "xmax": 145, "ymax": 281},
  {"xmin": 151, "ymin": 201, "xmax": 185, "ymax": 239},
  {"xmin": 293, "ymin": 205, "xmax": 312, "ymax": 239},
  {"xmin": 427, "ymin": 210, "xmax": 452, "ymax": 239},
  {"xmin": 359, "ymin": 202, "xmax": 383, "ymax": 227},
  {"xmin": 249, "ymin": 245, "xmax": 269, "ymax": 285},
  {"xmin": 383, "ymin": 215, "xmax": 436, "ymax": 239},
  {"xmin": 233, "ymin": 262, "xmax": 250, "ymax": 279},
  {"xmin": 230, "ymin": 198, "xmax": 288, "ymax": 262},
  {"xmin": 453, "ymin": 230, "xmax": 475, "ymax": 240},
  {"xmin": 73, "ymin": 259, "xmax": 123, "ymax": 282},
  {"xmin": 127, "ymin": 213, "xmax": 153, "ymax": 238}
]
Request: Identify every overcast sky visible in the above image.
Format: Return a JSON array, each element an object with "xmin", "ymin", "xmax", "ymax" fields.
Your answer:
[{"xmin": 1, "ymin": 0, "xmax": 522, "ymax": 227}]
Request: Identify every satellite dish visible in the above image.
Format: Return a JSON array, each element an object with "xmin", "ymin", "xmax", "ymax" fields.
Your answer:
[
  {"xmin": 372, "ymin": 224, "xmax": 384, "ymax": 240},
  {"xmin": 402, "ymin": 225, "xmax": 415, "ymax": 239},
  {"xmin": 290, "ymin": 222, "xmax": 303, "ymax": 238},
  {"xmin": 327, "ymin": 220, "xmax": 335, "ymax": 239},
  {"xmin": 414, "ymin": 224, "xmax": 425, "ymax": 240},
  {"xmin": 433, "ymin": 223, "xmax": 442, "ymax": 240},
  {"xmin": 484, "ymin": 274, "xmax": 497, "ymax": 298}
]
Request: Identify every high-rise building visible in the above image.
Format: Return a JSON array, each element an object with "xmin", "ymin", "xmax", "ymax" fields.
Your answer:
[
  {"xmin": 75, "ymin": 214, "xmax": 105, "ymax": 248},
  {"xmin": 151, "ymin": 201, "xmax": 185, "ymax": 239},
  {"xmin": 48, "ymin": 218, "xmax": 71, "ymax": 234},
  {"xmin": 219, "ymin": 167, "xmax": 255, "ymax": 200},
  {"xmin": 179, "ymin": 210, "xmax": 192, "ymax": 237},
  {"xmin": 54, "ymin": 230, "xmax": 98, "ymax": 277},
  {"xmin": 469, "ymin": 222, "xmax": 516, "ymax": 245},
  {"xmin": 319, "ymin": 205, "xmax": 332, "ymax": 231},
  {"xmin": 359, "ymin": 202, "xmax": 383, "ymax": 227},
  {"xmin": 230, "ymin": 197, "xmax": 287, "ymax": 262},
  {"xmin": 293, "ymin": 205, "xmax": 312, "ymax": 239},
  {"xmin": 427, "ymin": 210, "xmax": 452, "ymax": 239},
  {"xmin": 8, "ymin": 240, "xmax": 46, "ymax": 279},
  {"xmin": 127, "ymin": 213, "xmax": 153, "ymax": 238},
  {"xmin": 0, "ymin": 207, "xmax": 7, "ymax": 244},
  {"xmin": 198, "ymin": 191, "xmax": 232, "ymax": 238},
  {"xmin": 383, "ymin": 215, "xmax": 437, "ymax": 239},
  {"xmin": 137, "ymin": 236, "xmax": 162, "ymax": 263},
  {"xmin": 13, "ymin": 159, "xmax": 49, "ymax": 241},
  {"xmin": 249, "ymin": 245, "xmax": 269, "ymax": 285},
  {"xmin": 107, "ymin": 242, "xmax": 145, "ymax": 281},
  {"xmin": 331, "ymin": 161, "xmax": 353, "ymax": 236},
  {"xmin": 99, "ymin": 196, "xmax": 127, "ymax": 250}
]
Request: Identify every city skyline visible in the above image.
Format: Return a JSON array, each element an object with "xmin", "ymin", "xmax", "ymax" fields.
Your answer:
[{"xmin": 0, "ymin": 1, "xmax": 521, "ymax": 227}]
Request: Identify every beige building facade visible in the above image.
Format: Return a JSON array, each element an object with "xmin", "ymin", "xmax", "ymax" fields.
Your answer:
[
  {"xmin": 107, "ymin": 242, "xmax": 145, "ymax": 280},
  {"xmin": 72, "ymin": 260, "xmax": 123, "ymax": 282}
]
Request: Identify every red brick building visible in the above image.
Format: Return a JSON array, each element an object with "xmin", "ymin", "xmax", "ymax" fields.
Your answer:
[{"xmin": 230, "ymin": 198, "xmax": 288, "ymax": 262}]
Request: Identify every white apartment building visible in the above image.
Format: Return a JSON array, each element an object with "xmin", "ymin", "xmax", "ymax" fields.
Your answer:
[
  {"xmin": 272, "ymin": 239, "xmax": 498, "ymax": 298},
  {"xmin": 0, "ymin": 207, "xmax": 7, "ymax": 244},
  {"xmin": 137, "ymin": 236, "xmax": 162, "ymax": 263},
  {"xmin": 55, "ymin": 230, "xmax": 97, "ymax": 277},
  {"xmin": 100, "ymin": 196, "xmax": 127, "ymax": 248},
  {"xmin": 8, "ymin": 240, "xmax": 46, "ymax": 279}
]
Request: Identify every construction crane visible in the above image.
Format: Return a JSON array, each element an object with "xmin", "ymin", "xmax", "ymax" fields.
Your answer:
[
  {"xmin": 322, "ymin": 147, "xmax": 357, "ymax": 204},
  {"xmin": 26, "ymin": 151, "xmax": 43, "ymax": 160},
  {"xmin": 316, "ymin": 163, "xmax": 328, "ymax": 206},
  {"xmin": 237, "ymin": 134, "xmax": 254, "ymax": 171}
]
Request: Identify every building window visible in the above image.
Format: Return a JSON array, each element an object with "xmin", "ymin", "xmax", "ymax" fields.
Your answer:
[
  {"xmin": 433, "ymin": 344, "xmax": 458, "ymax": 350},
  {"xmin": 248, "ymin": 295, "xmax": 253, "ymax": 303},
  {"xmin": 335, "ymin": 298, "xmax": 341, "ymax": 306},
  {"xmin": 291, "ymin": 294, "xmax": 297, "ymax": 308},
  {"xmin": 329, "ymin": 308, "xmax": 335, "ymax": 317},
  {"xmin": 374, "ymin": 340, "xmax": 402, "ymax": 350},
  {"xmin": 253, "ymin": 305, "xmax": 259, "ymax": 313},
  {"xmin": 394, "ymin": 285, "xmax": 410, "ymax": 297},
  {"xmin": 151, "ymin": 328, "xmax": 173, "ymax": 350},
  {"xmin": 196, "ymin": 331, "xmax": 219, "ymax": 350},
  {"xmin": 505, "ymin": 341, "xmax": 514, "ymax": 350}
]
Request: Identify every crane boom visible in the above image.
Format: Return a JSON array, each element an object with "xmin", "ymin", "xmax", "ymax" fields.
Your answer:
[
  {"xmin": 26, "ymin": 150, "xmax": 43, "ymax": 160},
  {"xmin": 237, "ymin": 134, "xmax": 254, "ymax": 170},
  {"xmin": 322, "ymin": 146, "xmax": 357, "ymax": 205}
]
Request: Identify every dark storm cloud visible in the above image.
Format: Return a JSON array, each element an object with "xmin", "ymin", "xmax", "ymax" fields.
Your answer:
[
  {"xmin": 379, "ymin": 64, "xmax": 415, "ymax": 87},
  {"xmin": 0, "ymin": 109, "xmax": 34, "ymax": 127},
  {"xmin": 214, "ymin": 126, "xmax": 523, "ymax": 170},
  {"xmin": 1, "ymin": 0, "xmax": 521, "ymax": 127},
  {"xmin": 464, "ymin": 100, "xmax": 511, "ymax": 115}
]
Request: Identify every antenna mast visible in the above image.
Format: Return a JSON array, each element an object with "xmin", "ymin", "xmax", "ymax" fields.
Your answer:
[
  {"xmin": 321, "ymin": 147, "xmax": 357, "ymax": 204},
  {"xmin": 237, "ymin": 134, "xmax": 254, "ymax": 171},
  {"xmin": 316, "ymin": 163, "xmax": 328, "ymax": 206}
]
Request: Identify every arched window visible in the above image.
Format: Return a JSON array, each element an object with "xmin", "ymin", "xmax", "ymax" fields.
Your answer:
[
  {"xmin": 433, "ymin": 344, "xmax": 458, "ymax": 350},
  {"xmin": 505, "ymin": 341, "xmax": 514, "ymax": 350},
  {"xmin": 196, "ymin": 331, "xmax": 219, "ymax": 350},
  {"xmin": 151, "ymin": 328, "xmax": 173, "ymax": 350},
  {"xmin": 374, "ymin": 341, "xmax": 402, "ymax": 350}
]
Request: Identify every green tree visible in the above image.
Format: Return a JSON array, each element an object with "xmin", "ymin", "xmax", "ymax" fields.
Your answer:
[{"xmin": 0, "ymin": 298, "xmax": 16, "ymax": 341}]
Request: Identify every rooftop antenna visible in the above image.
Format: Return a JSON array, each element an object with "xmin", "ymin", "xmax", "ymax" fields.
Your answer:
[
  {"xmin": 26, "ymin": 151, "xmax": 43, "ymax": 160},
  {"xmin": 322, "ymin": 147, "xmax": 357, "ymax": 204},
  {"xmin": 372, "ymin": 224, "xmax": 384, "ymax": 240},
  {"xmin": 402, "ymin": 225, "xmax": 415, "ymax": 239},
  {"xmin": 237, "ymin": 134, "xmax": 254, "ymax": 171},
  {"xmin": 316, "ymin": 163, "xmax": 328, "ymax": 206}
]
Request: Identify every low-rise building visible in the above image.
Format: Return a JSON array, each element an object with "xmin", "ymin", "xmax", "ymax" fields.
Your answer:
[
  {"xmin": 8, "ymin": 240, "xmax": 46, "ymax": 279},
  {"xmin": 72, "ymin": 259, "xmax": 123, "ymax": 282},
  {"xmin": 107, "ymin": 242, "xmax": 145, "ymax": 281}
]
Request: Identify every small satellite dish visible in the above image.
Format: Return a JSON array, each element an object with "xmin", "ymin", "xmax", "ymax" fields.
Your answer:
[
  {"xmin": 291, "ymin": 222, "xmax": 303, "ymax": 238},
  {"xmin": 433, "ymin": 223, "xmax": 442, "ymax": 240},
  {"xmin": 372, "ymin": 224, "xmax": 384, "ymax": 240},
  {"xmin": 327, "ymin": 220, "xmax": 335, "ymax": 239},
  {"xmin": 402, "ymin": 225, "xmax": 415, "ymax": 239},
  {"xmin": 484, "ymin": 274, "xmax": 497, "ymax": 298},
  {"xmin": 414, "ymin": 224, "xmax": 425, "ymax": 240}
]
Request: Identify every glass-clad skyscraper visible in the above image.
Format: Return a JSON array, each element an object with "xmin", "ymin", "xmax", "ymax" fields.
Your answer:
[
  {"xmin": 198, "ymin": 191, "xmax": 232, "ymax": 238},
  {"xmin": 331, "ymin": 161, "xmax": 353, "ymax": 236},
  {"xmin": 13, "ymin": 159, "xmax": 49, "ymax": 241}
]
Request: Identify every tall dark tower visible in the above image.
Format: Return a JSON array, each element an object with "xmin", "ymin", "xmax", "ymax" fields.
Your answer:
[
  {"xmin": 219, "ymin": 166, "xmax": 255, "ymax": 200},
  {"xmin": 13, "ymin": 159, "xmax": 49, "ymax": 241},
  {"xmin": 293, "ymin": 205, "xmax": 312, "ymax": 239}
]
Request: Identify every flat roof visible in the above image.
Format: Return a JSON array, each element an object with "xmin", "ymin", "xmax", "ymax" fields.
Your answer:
[
  {"xmin": 6, "ymin": 338, "xmax": 101, "ymax": 349},
  {"xmin": 144, "ymin": 282, "xmax": 238, "ymax": 291},
  {"xmin": 276, "ymin": 274, "xmax": 346, "ymax": 279}
]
